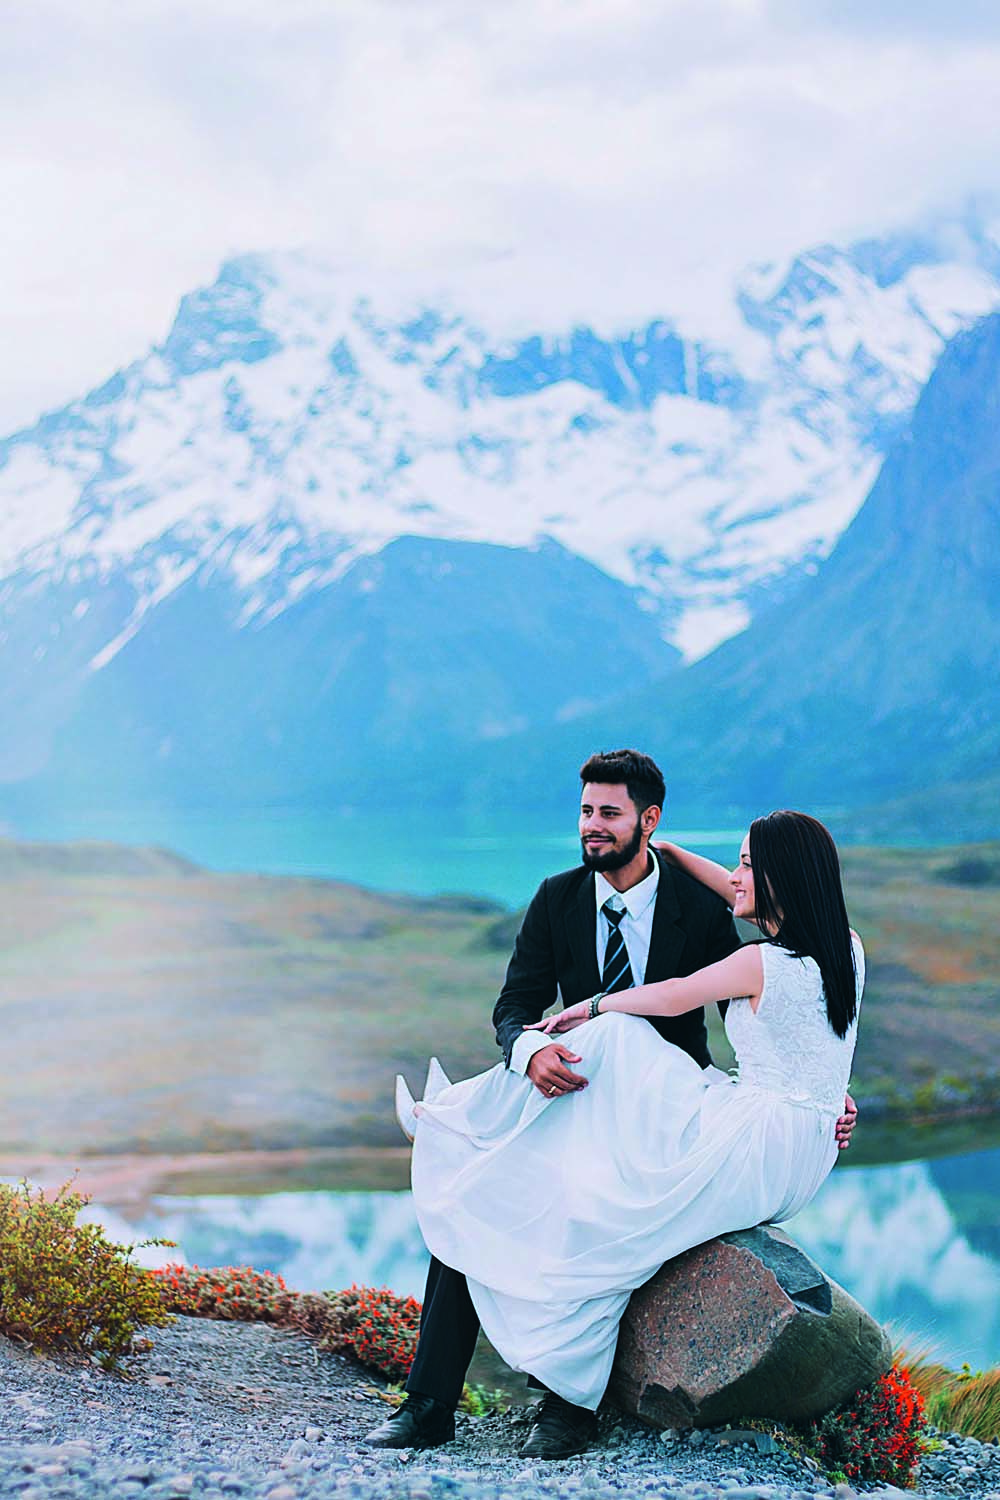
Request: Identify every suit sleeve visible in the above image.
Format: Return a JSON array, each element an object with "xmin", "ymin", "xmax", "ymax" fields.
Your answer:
[
  {"xmin": 492, "ymin": 880, "xmax": 559, "ymax": 1067},
  {"xmin": 706, "ymin": 896, "xmax": 742, "ymax": 965}
]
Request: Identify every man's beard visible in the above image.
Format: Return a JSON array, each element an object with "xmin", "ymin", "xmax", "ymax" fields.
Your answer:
[{"xmin": 580, "ymin": 816, "xmax": 644, "ymax": 872}]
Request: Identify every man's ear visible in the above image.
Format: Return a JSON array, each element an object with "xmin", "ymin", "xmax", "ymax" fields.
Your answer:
[{"xmin": 641, "ymin": 804, "xmax": 661, "ymax": 837}]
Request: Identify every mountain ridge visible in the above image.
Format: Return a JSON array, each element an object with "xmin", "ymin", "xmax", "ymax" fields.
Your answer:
[
  {"xmin": 2, "ymin": 215, "xmax": 1000, "ymax": 836},
  {"xmin": 3, "ymin": 213, "xmax": 1000, "ymax": 661},
  {"xmin": 460, "ymin": 311, "xmax": 1000, "ymax": 831}
]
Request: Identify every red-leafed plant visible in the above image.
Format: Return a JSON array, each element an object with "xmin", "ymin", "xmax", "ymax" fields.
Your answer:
[
  {"xmin": 150, "ymin": 1263, "xmax": 331, "ymax": 1335},
  {"xmin": 319, "ymin": 1283, "xmax": 422, "ymax": 1383},
  {"xmin": 151, "ymin": 1269, "xmax": 494, "ymax": 1410},
  {"xmin": 150, "ymin": 1263, "xmax": 291, "ymax": 1321},
  {"xmin": 804, "ymin": 1363, "xmax": 927, "ymax": 1487}
]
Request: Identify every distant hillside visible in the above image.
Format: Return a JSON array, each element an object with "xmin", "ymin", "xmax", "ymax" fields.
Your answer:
[
  {"xmin": 0, "ymin": 836, "xmax": 997, "ymax": 1156},
  {"xmin": 0, "ymin": 837, "xmax": 198, "ymax": 879},
  {"xmin": 0, "ymin": 537, "xmax": 676, "ymax": 811}
]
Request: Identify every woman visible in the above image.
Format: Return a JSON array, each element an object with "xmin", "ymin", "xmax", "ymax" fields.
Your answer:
[{"xmin": 401, "ymin": 810, "xmax": 864, "ymax": 1419}]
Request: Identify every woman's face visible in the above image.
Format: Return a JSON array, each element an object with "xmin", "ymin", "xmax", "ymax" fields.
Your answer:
[{"xmin": 729, "ymin": 835, "xmax": 755, "ymax": 920}]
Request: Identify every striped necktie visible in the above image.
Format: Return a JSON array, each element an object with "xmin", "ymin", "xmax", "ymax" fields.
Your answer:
[{"xmin": 601, "ymin": 900, "xmax": 635, "ymax": 993}]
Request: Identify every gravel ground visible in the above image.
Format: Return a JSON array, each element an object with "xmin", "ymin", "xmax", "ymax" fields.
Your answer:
[{"xmin": 1, "ymin": 1319, "xmax": 998, "ymax": 1500}]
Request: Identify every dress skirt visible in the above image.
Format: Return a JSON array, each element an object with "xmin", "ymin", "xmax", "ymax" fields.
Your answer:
[{"xmin": 410, "ymin": 1011, "xmax": 840, "ymax": 1411}]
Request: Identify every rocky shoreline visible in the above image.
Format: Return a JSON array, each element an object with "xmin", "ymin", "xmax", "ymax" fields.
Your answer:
[{"xmin": 1, "ymin": 1317, "xmax": 999, "ymax": 1500}]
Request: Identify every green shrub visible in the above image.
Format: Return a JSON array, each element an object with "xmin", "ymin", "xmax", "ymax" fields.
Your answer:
[
  {"xmin": 155, "ymin": 1269, "xmax": 506, "ymax": 1411},
  {"xmin": 934, "ymin": 857, "xmax": 997, "ymax": 886},
  {"xmin": 459, "ymin": 1382, "xmax": 510, "ymax": 1416},
  {"xmin": 0, "ymin": 1179, "xmax": 171, "ymax": 1369}
]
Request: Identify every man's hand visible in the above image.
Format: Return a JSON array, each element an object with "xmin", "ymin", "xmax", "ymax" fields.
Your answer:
[
  {"xmin": 526, "ymin": 1043, "xmax": 589, "ymax": 1099},
  {"xmin": 835, "ymin": 1092, "xmax": 858, "ymax": 1151}
]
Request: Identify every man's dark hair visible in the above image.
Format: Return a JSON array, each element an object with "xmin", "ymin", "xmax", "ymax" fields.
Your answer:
[{"xmin": 579, "ymin": 749, "xmax": 666, "ymax": 814}]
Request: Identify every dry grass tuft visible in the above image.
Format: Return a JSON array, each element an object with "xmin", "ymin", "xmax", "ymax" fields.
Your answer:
[{"xmin": 896, "ymin": 1342, "xmax": 1000, "ymax": 1442}]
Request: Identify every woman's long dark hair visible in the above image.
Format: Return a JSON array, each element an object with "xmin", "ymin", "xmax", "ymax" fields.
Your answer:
[{"xmin": 748, "ymin": 810, "xmax": 858, "ymax": 1038}]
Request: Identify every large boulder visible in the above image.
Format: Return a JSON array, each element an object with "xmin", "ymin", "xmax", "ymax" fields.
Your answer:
[{"xmin": 607, "ymin": 1225, "xmax": 891, "ymax": 1429}]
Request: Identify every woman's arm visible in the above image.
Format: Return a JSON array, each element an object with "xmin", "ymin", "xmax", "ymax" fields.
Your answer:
[
  {"xmin": 654, "ymin": 840, "xmax": 735, "ymax": 907},
  {"xmin": 528, "ymin": 945, "xmax": 764, "ymax": 1033}
]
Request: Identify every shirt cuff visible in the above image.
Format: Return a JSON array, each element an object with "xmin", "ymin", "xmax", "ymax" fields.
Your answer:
[{"xmin": 509, "ymin": 1029, "xmax": 552, "ymax": 1075}]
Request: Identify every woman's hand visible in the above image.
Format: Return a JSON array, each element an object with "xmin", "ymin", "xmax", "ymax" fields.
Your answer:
[{"xmin": 525, "ymin": 1000, "xmax": 591, "ymax": 1035}]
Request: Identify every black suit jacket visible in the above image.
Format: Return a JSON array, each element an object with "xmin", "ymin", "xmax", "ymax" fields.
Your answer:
[{"xmin": 492, "ymin": 850, "xmax": 741, "ymax": 1069}]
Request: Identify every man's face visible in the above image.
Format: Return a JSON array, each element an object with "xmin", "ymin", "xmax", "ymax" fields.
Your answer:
[{"xmin": 579, "ymin": 782, "xmax": 646, "ymax": 872}]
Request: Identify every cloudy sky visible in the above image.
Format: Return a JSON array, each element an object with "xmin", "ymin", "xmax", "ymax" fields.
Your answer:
[{"xmin": 3, "ymin": 0, "xmax": 999, "ymax": 433}]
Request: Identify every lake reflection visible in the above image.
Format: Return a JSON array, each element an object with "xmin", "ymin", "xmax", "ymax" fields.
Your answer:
[{"xmin": 105, "ymin": 1145, "xmax": 1000, "ymax": 1373}]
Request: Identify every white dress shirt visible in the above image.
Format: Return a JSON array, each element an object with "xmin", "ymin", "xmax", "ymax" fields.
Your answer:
[{"xmin": 510, "ymin": 854, "xmax": 661, "ymax": 1076}]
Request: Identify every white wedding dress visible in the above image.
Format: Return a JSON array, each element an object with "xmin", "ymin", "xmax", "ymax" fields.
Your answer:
[{"xmin": 406, "ymin": 937, "xmax": 864, "ymax": 1411}]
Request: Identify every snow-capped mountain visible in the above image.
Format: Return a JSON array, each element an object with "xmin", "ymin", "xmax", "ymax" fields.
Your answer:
[
  {"xmin": 1, "ymin": 212, "xmax": 1000, "ymax": 831},
  {"xmin": 2, "ymin": 213, "xmax": 999, "ymax": 666},
  {"xmin": 470, "ymin": 308, "xmax": 1000, "ymax": 836}
]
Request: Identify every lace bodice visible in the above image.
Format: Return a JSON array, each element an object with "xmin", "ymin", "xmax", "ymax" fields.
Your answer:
[{"xmin": 723, "ymin": 936, "xmax": 864, "ymax": 1112}]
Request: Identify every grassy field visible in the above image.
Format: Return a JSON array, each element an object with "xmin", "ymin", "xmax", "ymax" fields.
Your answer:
[{"xmin": 0, "ymin": 836, "xmax": 997, "ymax": 1158}]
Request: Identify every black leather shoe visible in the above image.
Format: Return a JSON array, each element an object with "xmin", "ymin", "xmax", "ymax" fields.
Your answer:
[
  {"xmin": 363, "ymin": 1393, "xmax": 455, "ymax": 1449},
  {"xmin": 517, "ymin": 1392, "xmax": 598, "ymax": 1459}
]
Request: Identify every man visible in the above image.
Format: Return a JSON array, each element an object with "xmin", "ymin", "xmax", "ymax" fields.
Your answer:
[{"xmin": 366, "ymin": 749, "xmax": 856, "ymax": 1458}]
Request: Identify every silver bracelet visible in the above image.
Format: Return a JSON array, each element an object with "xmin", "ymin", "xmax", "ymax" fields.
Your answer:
[{"xmin": 587, "ymin": 992, "xmax": 606, "ymax": 1020}]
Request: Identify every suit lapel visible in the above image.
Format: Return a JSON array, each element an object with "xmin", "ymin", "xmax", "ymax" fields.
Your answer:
[
  {"xmin": 646, "ymin": 854, "xmax": 688, "ymax": 981},
  {"xmin": 564, "ymin": 874, "xmax": 601, "ymax": 998}
]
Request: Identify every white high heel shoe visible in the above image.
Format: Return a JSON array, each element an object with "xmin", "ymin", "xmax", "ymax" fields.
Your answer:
[
  {"xmin": 395, "ymin": 1057, "xmax": 452, "ymax": 1142},
  {"xmin": 395, "ymin": 1075, "xmax": 418, "ymax": 1142},
  {"xmin": 423, "ymin": 1055, "xmax": 451, "ymax": 1102}
]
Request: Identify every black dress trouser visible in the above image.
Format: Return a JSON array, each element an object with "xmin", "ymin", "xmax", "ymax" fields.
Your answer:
[{"xmin": 405, "ymin": 1255, "xmax": 481, "ymax": 1408}]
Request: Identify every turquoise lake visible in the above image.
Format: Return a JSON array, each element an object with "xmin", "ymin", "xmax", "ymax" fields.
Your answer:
[
  {"xmin": 9, "ymin": 808, "xmax": 746, "ymax": 906},
  {"xmin": 91, "ymin": 1142, "xmax": 1000, "ymax": 1375}
]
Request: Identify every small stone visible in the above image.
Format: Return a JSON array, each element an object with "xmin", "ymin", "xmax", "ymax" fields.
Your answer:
[
  {"xmin": 304, "ymin": 1427, "xmax": 323, "ymax": 1443},
  {"xmin": 833, "ymin": 1484, "xmax": 858, "ymax": 1500},
  {"xmin": 264, "ymin": 1488, "xmax": 297, "ymax": 1500},
  {"xmin": 122, "ymin": 1463, "xmax": 155, "ymax": 1484},
  {"xmin": 284, "ymin": 1439, "xmax": 312, "ymax": 1460},
  {"xmin": 687, "ymin": 1430, "xmax": 705, "ymax": 1447},
  {"xmin": 722, "ymin": 1489, "xmax": 779, "ymax": 1500},
  {"xmin": 714, "ymin": 1428, "xmax": 777, "ymax": 1455}
]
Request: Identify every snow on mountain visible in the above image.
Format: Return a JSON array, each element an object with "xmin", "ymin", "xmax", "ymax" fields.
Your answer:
[{"xmin": 2, "ymin": 215, "xmax": 1000, "ymax": 667}]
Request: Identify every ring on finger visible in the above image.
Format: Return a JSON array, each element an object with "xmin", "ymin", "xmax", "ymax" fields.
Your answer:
[{"xmin": 547, "ymin": 1086, "xmax": 558, "ymax": 1096}]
